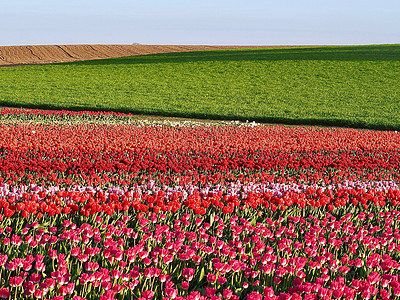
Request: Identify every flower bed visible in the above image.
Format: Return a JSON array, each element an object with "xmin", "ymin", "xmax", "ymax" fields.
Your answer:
[{"xmin": 0, "ymin": 108, "xmax": 399, "ymax": 299}]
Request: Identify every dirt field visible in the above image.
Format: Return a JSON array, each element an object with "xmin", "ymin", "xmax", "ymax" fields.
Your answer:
[{"xmin": 0, "ymin": 44, "xmax": 296, "ymax": 67}]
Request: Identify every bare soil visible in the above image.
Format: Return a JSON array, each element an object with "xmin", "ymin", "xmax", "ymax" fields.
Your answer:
[{"xmin": 0, "ymin": 44, "xmax": 308, "ymax": 67}]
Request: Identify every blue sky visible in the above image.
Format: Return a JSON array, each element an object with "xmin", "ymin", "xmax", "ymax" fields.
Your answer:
[{"xmin": 1, "ymin": 0, "xmax": 399, "ymax": 46}]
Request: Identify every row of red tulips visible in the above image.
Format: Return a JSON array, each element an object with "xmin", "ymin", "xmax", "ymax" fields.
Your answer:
[
  {"xmin": 2, "ymin": 123, "xmax": 400, "ymax": 152},
  {"xmin": 2, "ymin": 147, "xmax": 400, "ymax": 176},
  {"xmin": 0, "ymin": 122, "xmax": 399, "ymax": 190}
]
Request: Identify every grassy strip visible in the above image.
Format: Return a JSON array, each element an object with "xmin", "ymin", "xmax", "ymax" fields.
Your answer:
[{"xmin": 1, "ymin": 44, "xmax": 399, "ymax": 130}]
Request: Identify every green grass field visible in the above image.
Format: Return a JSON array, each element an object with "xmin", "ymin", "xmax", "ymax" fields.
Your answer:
[{"xmin": 1, "ymin": 44, "xmax": 399, "ymax": 129}]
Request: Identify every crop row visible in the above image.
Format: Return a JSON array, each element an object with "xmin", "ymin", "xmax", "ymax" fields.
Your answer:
[
  {"xmin": 0, "ymin": 123, "xmax": 399, "ymax": 189},
  {"xmin": 1, "ymin": 204, "xmax": 400, "ymax": 299},
  {"xmin": 1, "ymin": 180, "xmax": 400, "ymax": 220}
]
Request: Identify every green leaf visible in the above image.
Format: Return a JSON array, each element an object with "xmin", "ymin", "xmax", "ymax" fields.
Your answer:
[
  {"xmin": 38, "ymin": 222, "xmax": 50, "ymax": 229},
  {"xmin": 199, "ymin": 267, "xmax": 205, "ymax": 282},
  {"xmin": 210, "ymin": 213, "xmax": 215, "ymax": 227}
]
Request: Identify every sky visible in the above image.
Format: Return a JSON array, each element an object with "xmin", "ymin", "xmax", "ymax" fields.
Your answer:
[{"xmin": 1, "ymin": 0, "xmax": 399, "ymax": 46}]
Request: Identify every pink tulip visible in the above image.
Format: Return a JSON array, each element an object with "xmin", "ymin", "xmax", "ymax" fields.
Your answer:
[
  {"xmin": 159, "ymin": 274, "xmax": 171, "ymax": 283},
  {"xmin": 10, "ymin": 276, "xmax": 24, "ymax": 287},
  {"xmin": 205, "ymin": 287, "xmax": 217, "ymax": 297},
  {"xmin": 0, "ymin": 255, "xmax": 8, "ymax": 267},
  {"xmin": 165, "ymin": 288, "xmax": 178, "ymax": 299},
  {"xmin": 206, "ymin": 273, "xmax": 216, "ymax": 283},
  {"xmin": 111, "ymin": 269, "xmax": 121, "ymax": 279},
  {"xmin": 35, "ymin": 261, "xmax": 46, "ymax": 272},
  {"xmin": 246, "ymin": 291, "xmax": 262, "ymax": 300},
  {"xmin": 113, "ymin": 284, "xmax": 123, "ymax": 293},
  {"xmin": 0, "ymin": 288, "xmax": 10, "ymax": 299},
  {"xmin": 128, "ymin": 280, "xmax": 139, "ymax": 290},
  {"xmin": 368, "ymin": 271, "xmax": 381, "ymax": 285},
  {"xmin": 182, "ymin": 268, "xmax": 195, "ymax": 281},
  {"xmin": 223, "ymin": 289, "xmax": 233, "ymax": 299},
  {"xmin": 34, "ymin": 289, "xmax": 44, "ymax": 299},
  {"xmin": 30, "ymin": 273, "xmax": 42, "ymax": 283},
  {"xmin": 23, "ymin": 281, "xmax": 36, "ymax": 296},
  {"xmin": 142, "ymin": 290, "xmax": 154, "ymax": 300},
  {"xmin": 181, "ymin": 281, "xmax": 189, "ymax": 290}
]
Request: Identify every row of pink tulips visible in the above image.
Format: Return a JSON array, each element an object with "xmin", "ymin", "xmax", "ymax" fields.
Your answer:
[{"xmin": 1, "ymin": 206, "xmax": 400, "ymax": 299}]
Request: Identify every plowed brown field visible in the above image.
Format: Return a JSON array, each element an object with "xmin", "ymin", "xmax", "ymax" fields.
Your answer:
[{"xmin": 0, "ymin": 44, "xmax": 289, "ymax": 67}]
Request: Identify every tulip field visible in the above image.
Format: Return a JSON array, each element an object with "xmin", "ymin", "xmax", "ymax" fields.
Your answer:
[{"xmin": 0, "ymin": 107, "xmax": 400, "ymax": 300}]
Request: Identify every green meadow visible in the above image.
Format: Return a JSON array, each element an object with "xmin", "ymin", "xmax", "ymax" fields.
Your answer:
[{"xmin": 1, "ymin": 44, "xmax": 399, "ymax": 129}]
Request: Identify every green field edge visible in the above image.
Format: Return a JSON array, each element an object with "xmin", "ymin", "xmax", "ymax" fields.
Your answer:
[
  {"xmin": 50, "ymin": 43, "xmax": 400, "ymax": 67},
  {"xmin": 0, "ymin": 45, "xmax": 337, "ymax": 69},
  {"xmin": 2, "ymin": 44, "xmax": 399, "ymax": 131},
  {"xmin": 1, "ymin": 102, "xmax": 398, "ymax": 131}
]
